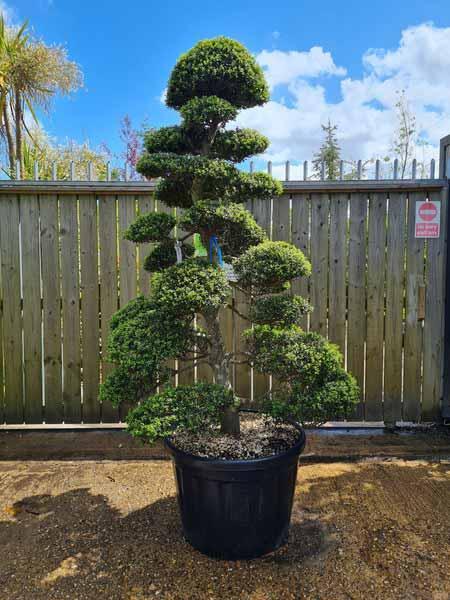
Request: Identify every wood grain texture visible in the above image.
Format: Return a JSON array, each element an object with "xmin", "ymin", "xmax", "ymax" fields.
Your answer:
[
  {"xmin": 0, "ymin": 195, "xmax": 23, "ymax": 422},
  {"xmin": 79, "ymin": 195, "xmax": 100, "ymax": 423},
  {"xmin": 21, "ymin": 195, "xmax": 43, "ymax": 423},
  {"xmin": 118, "ymin": 195, "xmax": 137, "ymax": 306},
  {"xmin": 403, "ymin": 191, "xmax": 425, "ymax": 421},
  {"xmin": 137, "ymin": 195, "xmax": 154, "ymax": 296},
  {"xmin": 60, "ymin": 195, "xmax": 82, "ymax": 423},
  {"xmin": 291, "ymin": 193, "xmax": 310, "ymax": 331},
  {"xmin": 422, "ymin": 188, "xmax": 447, "ymax": 420},
  {"xmin": 40, "ymin": 195, "xmax": 63, "ymax": 423},
  {"xmin": 365, "ymin": 192, "xmax": 387, "ymax": 421},
  {"xmin": 98, "ymin": 195, "xmax": 119, "ymax": 422},
  {"xmin": 383, "ymin": 192, "xmax": 406, "ymax": 423},
  {"xmin": 310, "ymin": 193, "xmax": 329, "ymax": 337},
  {"xmin": 347, "ymin": 193, "xmax": 367, "ymax": 419},
  {"xmin": 328, "ymin": 193, "xmax": 348, "ymax": 356}
]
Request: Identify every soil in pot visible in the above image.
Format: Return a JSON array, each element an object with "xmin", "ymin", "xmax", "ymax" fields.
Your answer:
[
  {"xmin": 166, "ymin": 413, "xmax": 306, "ymax": 560},
  {"xmin": 170, "ymin": 413, "xmax": 302, "ymax": 460}
]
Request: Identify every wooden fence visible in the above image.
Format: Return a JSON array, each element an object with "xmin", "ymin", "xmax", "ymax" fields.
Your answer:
[{"xmin": 0, "ymin": 178, "xmax": 448, "ymax": 425}]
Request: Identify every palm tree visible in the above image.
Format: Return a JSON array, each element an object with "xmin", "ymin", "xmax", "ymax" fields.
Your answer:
[
  {"xmin": 0, "ymin": 17, "xmax": 83, "ymax": 177},
  {"xmin": 0, "ymin": 17, "xmax": 28, "ymax": 175}
]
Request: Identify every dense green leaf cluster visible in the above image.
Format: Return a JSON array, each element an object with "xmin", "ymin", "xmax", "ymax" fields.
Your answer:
[
  {"xmin": 263, "ymin": 374, "xmax": 359, "ymax": 426},
  {"xmin": 245, "ymin": 325, "xmax": 359, "ymax": 425},
  {"xmin": 166, "ymin": 37, "xmax": 269, "ymax": 109},
  {"xmin": 124, "ymin": 212, "xmax": 176, "ymax": 243},
  {"xmin": 143, "ymin": 126, "xmax": 191, "ymax": 155},
  {"xmin": 234, "ymin": 241, "xmax": 311, "ymax": 294},
  {"xmin": 126, "ymin": 383, "xmax": 235, "ymax": 444},
  {"xmin": 152, "ymin": 258, "xmax": 230, "ymax": 316},
  {"xmin": 211, "ymin": 128, "xmax": 269, "ymax": 162},
  {"xmin": 180, "ymin": 96, "xmax": 238, "ymax": 129},
  {"xmin": 249, "ymin": 295, "xmax": 312, "ymax": 327},
  {"xmin": 107, "ymin": 296, "xmax": 196, "ymax": 373},
  {"xmin": 179, "ymin": 202, "xmax": 266, "ymax": 259},
  {"xmin": 100, "ymin": 295, "xmax": 199, "ymax": 407},
  {"xmin": 144, "ymin": 241, "xmax": 194, "ymax": 272}
]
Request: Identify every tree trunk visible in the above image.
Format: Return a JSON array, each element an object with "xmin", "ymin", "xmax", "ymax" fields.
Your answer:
[
  {"xmin": 14, "ymin": 89, "xmax": 23, "ymax": 177},
  {"xmin": 203, "ymin": 311, "xmax": 240, "ymax": 435},
  {"xmin": 3, "ymin": 104, "xmax": 15, "ymax": 175}
]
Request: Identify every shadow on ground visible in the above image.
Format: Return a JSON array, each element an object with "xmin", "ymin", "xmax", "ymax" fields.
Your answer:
[{"xmin": 0, "ymin": 460, "xmax": 449, "ymax": 599}]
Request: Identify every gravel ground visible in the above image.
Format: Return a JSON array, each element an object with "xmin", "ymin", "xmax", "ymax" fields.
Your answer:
[{"xmin": 0, "ymin": 458, "xmax": 449, "ymax": 600}]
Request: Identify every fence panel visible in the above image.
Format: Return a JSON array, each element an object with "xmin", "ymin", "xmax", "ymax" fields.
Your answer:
[
  {"xmin": 21, "ymin": 194, "xmax": 43, "ymax": 423},
  {"xmin": 0, "ymin": 194, "xmax": 22, "ymax": 423},
  {"xmin": 0, "ymin": 179, "xmax": 447, "ymax": 425},
  {"xmin": 347, "ymin": 192, "xmax": 367, "ymax": 419},
  {"xmin": 79, "ymin": 194, "xmax": 100, "ymax": 422},
  {"xmin": 98, "ymin": 195, "xmax": 119, "ymax": 422},
  {"xmin": 60, "ymin": 194, "xmax": 82, "ymax": 423}
]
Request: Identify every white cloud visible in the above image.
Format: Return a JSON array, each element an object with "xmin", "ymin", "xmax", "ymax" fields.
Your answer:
[
  {"xmin": 236, "ymin": 23, "xmax": 450, "ymax": 171},
  {"xmin": 159, "ymin": 88, "xmax": 167, "ymax": 104},
  {"xmin": 257, "ymin": 47, "xmax": 346, "ymax": 88}
]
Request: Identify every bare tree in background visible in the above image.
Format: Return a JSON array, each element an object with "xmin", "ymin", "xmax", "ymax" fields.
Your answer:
[{"xmin": 391, "ymin": 90, "xmax": 416, "ymax": 179}]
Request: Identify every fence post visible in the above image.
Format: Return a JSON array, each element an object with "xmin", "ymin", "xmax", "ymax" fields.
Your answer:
[{"xmin": 441, "ymin": 135, "xmax": 450, "ymax": 421}]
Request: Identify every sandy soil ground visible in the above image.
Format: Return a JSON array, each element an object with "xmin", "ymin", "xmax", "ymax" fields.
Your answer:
[{"xmin": 0, "ymin": 458, "xmax": 449, "ymax": 600}]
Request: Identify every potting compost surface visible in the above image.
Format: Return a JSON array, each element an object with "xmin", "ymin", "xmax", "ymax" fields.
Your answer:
[{"xmin": 170, "ymin": 413, "xmax": 301, "ymax": 459}]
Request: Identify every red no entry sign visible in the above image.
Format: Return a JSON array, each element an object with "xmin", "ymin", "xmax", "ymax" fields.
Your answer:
[
  {"xmin": 418, "ymin": 202, "xmax": 437, "ymax": 222},
  {"xmin": 415, "ymin": 199, "xmax": 440, "ymax": 238}
]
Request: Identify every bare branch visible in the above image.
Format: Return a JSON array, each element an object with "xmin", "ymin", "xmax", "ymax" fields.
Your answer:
[{"xmin": 226, "ymin": 303, "xmax": 250, "ymax": 322}]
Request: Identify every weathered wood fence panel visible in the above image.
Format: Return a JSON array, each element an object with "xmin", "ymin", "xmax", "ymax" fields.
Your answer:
[{"xmin": 0, "ymin": 179, "xmax": 447, "ymax": 425}]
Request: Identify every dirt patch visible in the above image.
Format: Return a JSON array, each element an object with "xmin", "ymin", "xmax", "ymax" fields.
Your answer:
[
  {"xmin": 170, "ymin": 413, "xmax": 301, "ymax": 459},
  {"xmin": 0, "ymin": 458, "xmax": 449, "ymax": 599}
]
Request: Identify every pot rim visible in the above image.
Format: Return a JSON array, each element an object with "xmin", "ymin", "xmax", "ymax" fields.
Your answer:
[{"xmin": 164, "ymin": 413, "xmax": 306, "ymax": 468}]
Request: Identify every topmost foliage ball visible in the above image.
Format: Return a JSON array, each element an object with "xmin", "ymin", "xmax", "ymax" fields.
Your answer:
[{"xmin": 166, "ymin": 37, "xmax": 269, "ymax": 109}]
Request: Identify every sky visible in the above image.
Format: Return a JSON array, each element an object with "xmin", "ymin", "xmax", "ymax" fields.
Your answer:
[{"xmin": 3, "ymin": 0, "xmax": 450, "ymax": 177}]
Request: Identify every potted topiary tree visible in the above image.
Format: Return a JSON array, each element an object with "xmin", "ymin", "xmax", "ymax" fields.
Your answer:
[{"xmin": 100, "ymin": 37, "xmax": 359, "ymax": 560}]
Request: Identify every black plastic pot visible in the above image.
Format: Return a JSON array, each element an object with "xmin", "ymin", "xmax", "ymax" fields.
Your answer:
[{"xmin": 165, "ymin": 422, "xmax": 306, "ymax": 560}]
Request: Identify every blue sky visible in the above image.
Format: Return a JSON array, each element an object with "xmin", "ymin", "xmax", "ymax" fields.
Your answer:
[{"xmin": 4, "ymin": 0, "xmax": 450, "ymax": 173}]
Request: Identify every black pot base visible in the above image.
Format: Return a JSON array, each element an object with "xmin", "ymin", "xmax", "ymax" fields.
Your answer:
[{"xmin": 165, "ymin": 422, "xmax": 306, "ymax": 560}]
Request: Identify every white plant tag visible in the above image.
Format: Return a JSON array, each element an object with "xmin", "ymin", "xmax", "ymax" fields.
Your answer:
[{"xmin": 222, "ymin": 261, "xmax": 238, "ymax": 282}]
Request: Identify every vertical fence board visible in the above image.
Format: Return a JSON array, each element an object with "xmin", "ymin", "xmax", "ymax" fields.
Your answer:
[
  {"xmin": 328, "ymin": 193, "xmax": 348, "ymax": 355},
  {"xmin": 272, "ymin": 194, "xmax": 290, "ymax": 242},
  {"xmin": 60, "ymin": 195, "xmax": 82, "ymax": 422},
  {"xmin": 365, "ymin": 192, "xmax": 387, "ymax": 421},
  {"xmin": 403, "ymin": 191, "xmax": 425, "ymax": 421},
  {"xmin": 347, "ymin": 193, "xmax": 367, "ymax": 419},
  {"xmin": 384, "ymin": 192, "xmax": 406, "ymax": 423},
  {"xmin": 422, "ymin": 188, "xmax": 447, "ymax": 420},
  {"xmin": 118, "ymin": 195, "xmax": 138, "ymax": 306},
  {"xmin": 40, "ymin": 194, "xmax": 62, "ymax": 423},
  {"xmin": 79, "ymin": 195, "xmax": 100, "ymax": 422},
  {"xmin": 251, "ymin": 197, "xmax": 272, "ymax": 400},
  {"xmin": 0, "ymin": 195, "xmax": 23, "ymax": 422},
  {"xmin": 98, "ymin": 195, "xmax": 119, "ymax": 422},
  {"xmin": 137, "ymin": 195, "xmax": 154, "ymax": 296},
  {"xmin": 21, "ymin": 195, "xmax": 43, "ymax": 423},
  {"xmin": 310, "ymin": 193, "xmax": 329, "ymax": 336},
  {"xmin": 291, "ymin": 193, "xmax": 310, "ymax": 331}
]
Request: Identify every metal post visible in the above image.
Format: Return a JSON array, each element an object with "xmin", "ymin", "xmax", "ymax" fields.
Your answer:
[{"xmin": 440, "ymin": 135, "xmax": 450, "ymax": 421}]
